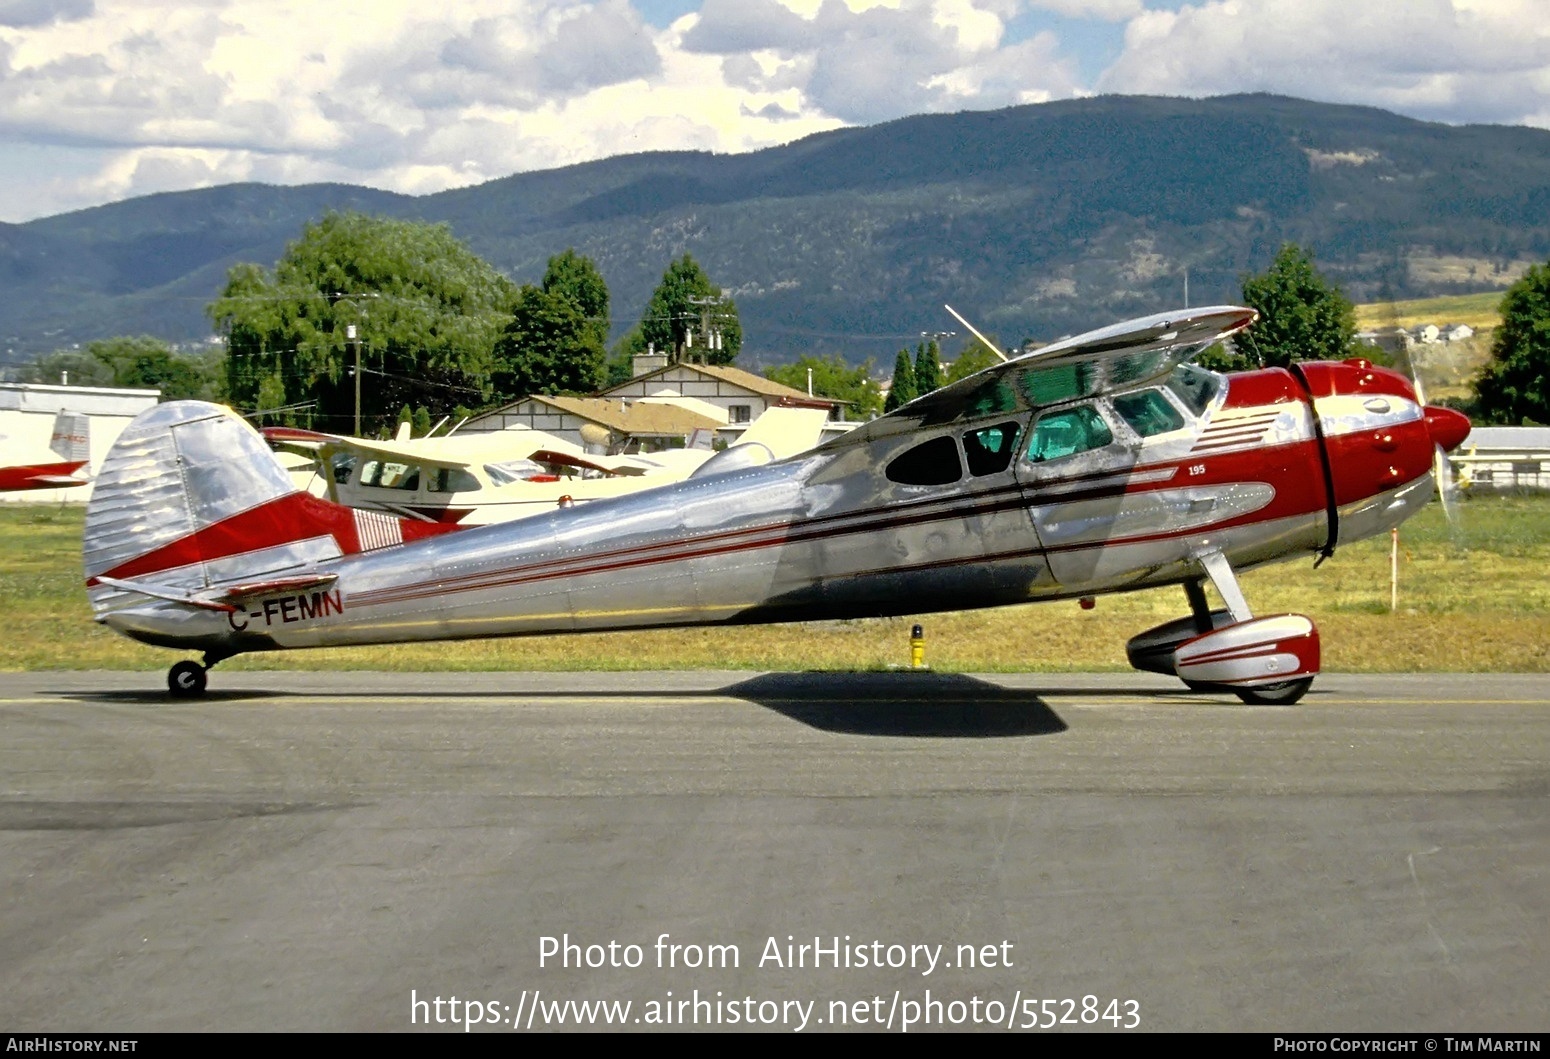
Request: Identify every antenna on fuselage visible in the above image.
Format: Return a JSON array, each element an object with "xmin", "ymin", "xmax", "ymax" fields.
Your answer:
[{"xmin": 943, "ymin": 304, "xmax": 1008, "ymax": 362}]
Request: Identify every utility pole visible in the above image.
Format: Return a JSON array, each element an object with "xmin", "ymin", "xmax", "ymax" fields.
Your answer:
[
  {"xmin": 687, "ymin": 296, "xmax": 720, "ymax": 363},
  {"xmin": 333, "ymin": 291, "xmax": 378, "ymax": 435},
  {"xmin": 349, "ymin": 324, "xmax": 361, "ymax": 436}
]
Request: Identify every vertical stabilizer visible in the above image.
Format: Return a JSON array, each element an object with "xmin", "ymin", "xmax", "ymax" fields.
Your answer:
[
  {"xmin": 48, "ymin": 411, "xmax": 89, "ymax": 463},
  {"xmin": 84, "ymin": 401, "xmax": 458, "ymax": 621}
]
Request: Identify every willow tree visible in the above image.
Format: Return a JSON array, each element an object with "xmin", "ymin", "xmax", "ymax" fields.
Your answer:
[{"xmin": 208, "ymin": 212, "xmax": 512, "ymax": 432}]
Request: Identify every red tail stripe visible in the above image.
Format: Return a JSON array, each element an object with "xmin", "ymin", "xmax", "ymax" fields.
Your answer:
[{"xmin": 89, "ymin": 492, "xmax": 457, "ymax": 584}]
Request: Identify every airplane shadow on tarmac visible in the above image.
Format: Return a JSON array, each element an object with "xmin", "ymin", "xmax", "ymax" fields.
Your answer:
[
  {"xmin": 60, "ymin": 672, "xmax": 1069, "ymax": 738},
  {"xmin": 723, "ymin": 671, "xmax": 1068, "ymax": 738}
]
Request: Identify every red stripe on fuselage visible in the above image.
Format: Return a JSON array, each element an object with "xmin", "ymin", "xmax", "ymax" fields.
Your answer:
[{"xmin": 349, "ymin": 436, "xmax": 1336, "ymax": 611}]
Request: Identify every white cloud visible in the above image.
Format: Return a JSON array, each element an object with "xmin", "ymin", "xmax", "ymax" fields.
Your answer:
[
  {"xmin": 683, "ymin": 0, "xmax": 1081, "ymax": 122},
  {"xmin": 0, "ymin": 0, "xmax": 1546, "ymax": 222},
  {"xmin": 1099, "ymin": 0, "xmax": 1550, "ymax": 128}
]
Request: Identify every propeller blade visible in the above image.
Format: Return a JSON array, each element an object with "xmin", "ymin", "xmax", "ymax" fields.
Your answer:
[
  {"xmin": 1409, "ymin": 359, "xmax": 1462, "ymax": 532},
  {"xmin": 1434, "ymin": 443, "xmax": 1460, "ymax": 528}
]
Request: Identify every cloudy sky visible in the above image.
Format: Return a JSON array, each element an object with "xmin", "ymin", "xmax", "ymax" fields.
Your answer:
[{"xmin": 1, "ymin": 0, "xmax": 1547, "ymax": 223}]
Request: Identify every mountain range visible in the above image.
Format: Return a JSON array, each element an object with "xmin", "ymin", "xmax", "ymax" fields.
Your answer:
[{"xmin": 4, "ymin": 92, "xmax": 1549, "ymax": 370}]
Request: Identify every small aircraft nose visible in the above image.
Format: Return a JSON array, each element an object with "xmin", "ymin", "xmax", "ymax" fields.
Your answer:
[{"xmin": 1424, "ymin": 406, "xmax": 1471, "ymax": 454}]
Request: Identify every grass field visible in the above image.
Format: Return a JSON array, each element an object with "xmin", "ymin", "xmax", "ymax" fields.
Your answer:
[
  {"xmin": 1353, "ymin": 292, "xmax": 1502, "ymax": 402},
  {"xmin": 1353, "ymin": 291, "xmax": 1503, "ymax": 332},
  {"xmin": 4, "ymin": 494, "xmax": 1547, "ymax": 674}
]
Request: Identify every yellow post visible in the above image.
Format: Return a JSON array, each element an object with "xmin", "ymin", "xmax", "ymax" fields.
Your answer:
[{"xmin": 909, "ymin": 623, "xmax": 925, "ymax": 669}]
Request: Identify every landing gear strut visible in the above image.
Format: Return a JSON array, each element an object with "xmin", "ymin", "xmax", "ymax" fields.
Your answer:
[
  {"xmin": 166, "ymin": 649, "xmax": 234, "ymax": 698},
  {"xmin": 1126, "ymin": 549, "xmax": 1321, "ymax": 706}
]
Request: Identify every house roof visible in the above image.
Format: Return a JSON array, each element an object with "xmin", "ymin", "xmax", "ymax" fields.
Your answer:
[
  {"xmin": 599, "ymin": 361, "xmax": 834, "ymax": 405},
  {"xmin": 1461, "ymin": 426, "xmax": 1550, "ymax": 451},
  {"xmin": 525, "ymin": 394, "xmax": 722, "ymax": 437}
]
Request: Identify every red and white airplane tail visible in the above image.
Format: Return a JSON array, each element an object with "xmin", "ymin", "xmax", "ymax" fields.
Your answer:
[
  {"xmin": 84, "ymin": 401, "xmax": 457, "ymax": 632},
  {"xmin": 0, "ymin": 410, "xmax": 91, "ymax": 491}
]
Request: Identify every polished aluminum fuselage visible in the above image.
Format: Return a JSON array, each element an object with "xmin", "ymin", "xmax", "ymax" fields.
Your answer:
[{"xmin": 91, "ymin": 369, "xmax": 1434, "ymax": 659}]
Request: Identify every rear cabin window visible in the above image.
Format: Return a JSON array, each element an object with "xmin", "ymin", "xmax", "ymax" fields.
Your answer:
[
  {"xmin": 963, "ymin": 422, "xmax": 1020, "ymax": 477},
  {"xmin": 427, "ymin": 467, "xmax": 480, "ymax": 493},
  {"xmin": 1028, "ymin": 406, "xmax": 1113, "ymax": 462},
  {"xmin": 1112, "ymin": 390, "xmax": 1186, "ymax": 438},
  {"xmin": 886, "ymin": 435, "xmax": 963, "ymax": 486}
]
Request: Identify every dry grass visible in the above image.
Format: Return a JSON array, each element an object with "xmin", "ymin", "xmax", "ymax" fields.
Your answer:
[
  {"xmin": 4, "ymin": 493, "xmax": 1547, "ymax": 674},
  {"xmin": 1354, "ymin": 291, "xmax": 1503, "ymax": 332}
]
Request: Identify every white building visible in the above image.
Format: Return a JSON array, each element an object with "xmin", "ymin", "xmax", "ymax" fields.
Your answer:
[
  {"xmin": 460, "ymin": 393, "xmax": 725, "ymax": 452},
  {"xmin": 599, "ymin": 360, "xmax": 847, "ymax": 444},
  {"xmin": 1450, "ymin": 426, "xmax": 1550, "ymax": 491}
]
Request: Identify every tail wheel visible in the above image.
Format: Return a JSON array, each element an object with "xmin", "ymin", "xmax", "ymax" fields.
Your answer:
[
  {"xmin": 168, "ymin": 661, "xmax": 207, "ymax": 698},
  {"xmin": 1233, "ymin": 677, "xmax": 1313, "ymax": 706}
]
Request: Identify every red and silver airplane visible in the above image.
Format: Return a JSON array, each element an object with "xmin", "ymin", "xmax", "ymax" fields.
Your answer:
[
  {"xmin": 82, "ymin": 305, "xmax": 1469, "ymax": 703},
  {"xmin": 0, "ymin": 411, "xmax": 90, "ymax": 491}
]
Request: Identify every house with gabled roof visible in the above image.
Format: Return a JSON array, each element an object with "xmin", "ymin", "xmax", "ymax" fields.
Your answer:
[
  {"xmin": 599, "ymin": 358, "xmax": 847, "ymax": 443},
  {"xmin": 459, "ymin": 393, "xmax": 724, "ymax": 452}
]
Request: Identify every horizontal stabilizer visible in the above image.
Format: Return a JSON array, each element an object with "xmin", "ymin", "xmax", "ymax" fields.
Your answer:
[
  {"xmin": 209, "ymin": 573, "xmax": 340, "ymax": 603},
  {"xmin": 92, "ymin": 575, "xmax": 239, "ymax": 612},
  {"xmin": 92, "ymin": 571, "xmax": 340, "ymax": 612}
]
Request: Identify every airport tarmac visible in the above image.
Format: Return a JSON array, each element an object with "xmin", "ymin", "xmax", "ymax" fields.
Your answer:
[{"xmin": 1, "ymin": 670, "xmax": 1546, "ymax": 1033}]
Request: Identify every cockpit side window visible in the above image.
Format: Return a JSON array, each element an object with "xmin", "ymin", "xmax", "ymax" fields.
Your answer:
[
  {"xmin": 963, "ymin": 422, "xmax": 1020, "ymax": 477},
  {"xmin": 1112, "ymin": 389, "xmax": 1186, "ymax": 438},
  {"xmin": 886, "ymin": 435, "xmax": 963, "ymax": 486},
  {"xmin": 1165, "ymin": 364, "xmax": 1221, "ymax": 416},
  {"xmin": 1028, "ymin": 405, "xmax": 1113, "ymax": 462},
  {"xmin": 360, "ymin": 459, "xmax": 421, "ymax": 490}
]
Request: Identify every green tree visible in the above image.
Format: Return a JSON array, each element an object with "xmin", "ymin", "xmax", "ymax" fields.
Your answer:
[
  {"xmin": 542, "ymin": 248, "xmax": 609, "ymax": 351},
  {"xmin": 492, "ymin": 284, "xmax": 606, "ymax": 400},
  {"xmin": 913, "ymin": 339, "xmax": 943, "ymax": 395},
  {"xmin": 19, "ymin": 336, "xmax": 220, "ymax": 400},
  {"xmin": 207, "ymin": 212, "xmax": 512, "ymax": 433},
  {"xmin": 1237, "ymin": 243, "xmax": 1357, "ymax": 368},
  {"xmin": 637, "ymin": 254, "xmax": 741, "ymax": 364},
  {"xmin": 1474, "ymin": 262, "xmax": 1550, "ymax": 424},
  {"xmin": 945, "ymin": 338, "xmax": 1001, "ymax": 383},
  {"xmin": 765, "ymin": 354, "xmax": 883, "ymax": 420},
  {"xmin": 884, "ymin": 350, "xmax": 918, "ymax": 412}
]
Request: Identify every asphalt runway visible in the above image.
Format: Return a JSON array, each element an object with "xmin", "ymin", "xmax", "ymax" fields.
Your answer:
[{"xmin": 1, "ymin": 670, "xmax": 1547, "ymax": 1034}]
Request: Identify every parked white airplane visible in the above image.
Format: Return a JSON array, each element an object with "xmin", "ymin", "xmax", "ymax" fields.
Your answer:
[
  {"xmin": 0, "ymin": 411, "xmax": 90, "ymax": 491},
  {"xmin": 263, "ymin": 406, "xmax": 834, "ymax": 525}
]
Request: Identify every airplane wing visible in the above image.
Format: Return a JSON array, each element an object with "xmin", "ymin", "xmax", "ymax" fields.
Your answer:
[
  {"xmin": 845, "ymin": 305, "xmax": 1258, "ymax": 443},
  {"xmin": 526, "ymin": 449, "xmax": 646, "ymax": 477},
  {"xmin": 309, "ymin": 428, "xmax": 588, "ymax": 472},
  {"xmin": 260, "ymin": 426, "xmax": 337, "ymax": 454},
  {"xmin": 315, "ymin": 435, "xmax": 478, "ymax": 470}
]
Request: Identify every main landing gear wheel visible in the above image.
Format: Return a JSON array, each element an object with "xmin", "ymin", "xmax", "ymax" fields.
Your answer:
[
  {"xmin": 1233, "ymin": 677, "xmax": 1313, "ymax": 706},
  {"xmin": 167, "ymin": 660, "xmax": 207, "ymax": 698}
]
